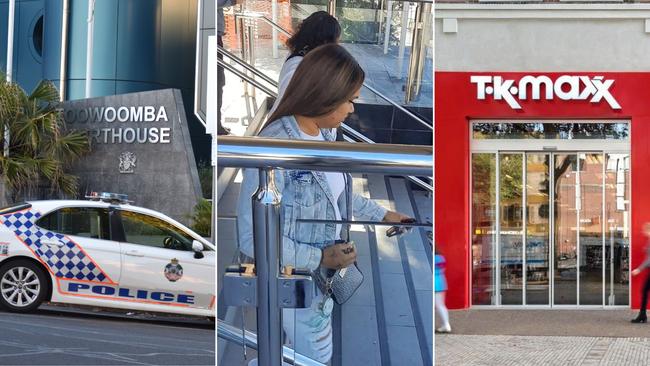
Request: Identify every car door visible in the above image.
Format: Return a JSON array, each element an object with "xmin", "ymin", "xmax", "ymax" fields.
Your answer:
[
  {"xmin": 34, "ymin": 207, "xmax": 122, "ymax": 301},
  {"xmin": 115, "ymin": 209, "xmax": 214, "ymax": 313}
]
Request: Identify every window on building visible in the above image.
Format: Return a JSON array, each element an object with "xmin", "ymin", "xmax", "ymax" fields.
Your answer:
[
  {"xmin": 472, "ymin": 122, "xmax": 629, "ymax": 140},
  {"xmin": 32, "ymin": 15, "xmax": 43, "ymax": 58}
]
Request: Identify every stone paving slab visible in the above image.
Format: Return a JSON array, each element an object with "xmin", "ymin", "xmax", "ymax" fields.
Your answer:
[
  {"xmin": 435, "ymin": 310, "xmax": 650, "ymax": 365},
  {"xmin": 447, "ymin": 309, "xmax": 650, "ymax": 338},
  {"xmin": 436, "ymin": 334, "xmax": 650, "ymax": 366}
]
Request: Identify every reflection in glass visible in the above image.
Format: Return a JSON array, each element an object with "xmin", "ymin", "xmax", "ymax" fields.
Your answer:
[
  {"xmin": 578, "ymin": 154, "xmax": 604, "ymax": 305},
  {"xmin": 336, "ymin": 0, "xmax": 383, "ymax": 44},
  {"xmin": 526, "ymin": 154, "xmax": 550, "ymax": 305},
  {"xmin": 472, "ymin": 123, "xmax": 629, "ymax": 140},
  {"xmin": 472, "ymin": 154, "xmax": 496, "ymax": 305},
  {"xmin": 499, "ymin": 154, "xmax": 523, "ymax": 305},
  {"xmin": 471, "ymin": 150, "xmax": 630, "ymax": 307},
  {"xmin": 554, "ymin": 154, "xmax": 578, "ymax": 305},
  {"xmin": 605, "ymin": 154, "xmax": 630, "ymax": 305}
]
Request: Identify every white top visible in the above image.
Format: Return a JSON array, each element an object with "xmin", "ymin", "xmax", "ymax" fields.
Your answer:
[
  {"xmin": 298, "ymin": 129, "xmax": 345, "ymax": 240},
  {"xmin": 270, "ymin": 56, "xmax": 303, "ymax": 115}
]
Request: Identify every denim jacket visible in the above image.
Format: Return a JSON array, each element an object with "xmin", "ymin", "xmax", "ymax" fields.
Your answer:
[{"xmin": 237, "ymin": 115, "xmax": 388, "ymax": 271}]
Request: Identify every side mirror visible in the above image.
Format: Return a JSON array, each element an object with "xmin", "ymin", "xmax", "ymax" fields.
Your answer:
[{"xmin": 192, "ymin": 240, "xmax": 204, "ymax": 259}]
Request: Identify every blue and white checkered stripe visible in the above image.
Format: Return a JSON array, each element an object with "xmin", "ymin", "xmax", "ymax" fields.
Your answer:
[{"xmin": 1, "ymin": 211, "xmax": 111, "ymax": 283}]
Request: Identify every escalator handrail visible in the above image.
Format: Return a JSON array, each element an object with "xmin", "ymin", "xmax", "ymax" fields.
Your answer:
[{"xmin": 217, "ymin": 136, "xmax": 432, "ymax": 177}]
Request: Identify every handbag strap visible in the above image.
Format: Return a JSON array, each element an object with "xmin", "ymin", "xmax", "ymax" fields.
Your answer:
[{"xmin": 343, "ymin": 173, "xmax": 352, "ymax": 243}]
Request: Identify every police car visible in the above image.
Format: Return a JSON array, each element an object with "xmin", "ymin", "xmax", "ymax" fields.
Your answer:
[{"xmin": 0, "ymin": 193, "xmax": 214, "ymax": 317}]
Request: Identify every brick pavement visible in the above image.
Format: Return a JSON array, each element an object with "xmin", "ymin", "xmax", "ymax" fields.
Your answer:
[
  {"xmin": 436, "ymin": 334, "xmax": 650, "ymax": 366},
  {"xmin": 435, "ymin": 310, "xmax": 650, "ymax": 365}
]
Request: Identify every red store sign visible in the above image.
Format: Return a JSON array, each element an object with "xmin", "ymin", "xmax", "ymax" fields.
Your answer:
[{"xmin": 436, "ymin": 72, "xmax": 650, "ymax": 309}]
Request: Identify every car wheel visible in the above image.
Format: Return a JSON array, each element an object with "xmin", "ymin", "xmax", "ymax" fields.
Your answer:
[{"xmin": 0, "ymin": 260, "xmax": 49, "ymax": 312}]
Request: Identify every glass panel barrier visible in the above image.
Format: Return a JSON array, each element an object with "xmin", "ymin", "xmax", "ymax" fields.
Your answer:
[
  {"xmin": 219, "ymin": 4, "xmax": 281, "ymax": 136},
  {"xmin": 293, "ymin": 215, "xmax": 433, "ymax": 365},
  {"xmin": 221, "ymin": 0, "xmax": 432, "ymax": 126},
  {"xmin": 218, "ymin": 172, "xmax": 432, "ymax": 365},
  {"xmin": 216, "ymin": 216, "xmax": 260, "ymax": 364}
]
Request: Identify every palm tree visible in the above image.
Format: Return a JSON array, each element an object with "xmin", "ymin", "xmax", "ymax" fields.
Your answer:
[{"xmin": 0, "ymin": 77, "xmax": 89, "ymax": 200}]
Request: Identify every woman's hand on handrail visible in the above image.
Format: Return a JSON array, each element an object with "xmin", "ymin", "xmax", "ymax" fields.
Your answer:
[
  {"xmin": 320, "ymin": 242, "xmax": 357, "ymax": 269},
  {"xmin": 383, "ymin": 210, "xmax": 412, "ymax": 223}
]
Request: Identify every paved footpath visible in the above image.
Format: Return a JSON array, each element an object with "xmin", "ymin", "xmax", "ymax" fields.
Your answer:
[{"xmin": 435, "ymin": 310, "xmax": 650, "ymax": 365}]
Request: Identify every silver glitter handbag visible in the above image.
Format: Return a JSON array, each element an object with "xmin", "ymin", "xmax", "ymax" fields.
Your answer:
[{"xmin": 314, "ymin": 258, "xmax": 364, "ymax": 305}]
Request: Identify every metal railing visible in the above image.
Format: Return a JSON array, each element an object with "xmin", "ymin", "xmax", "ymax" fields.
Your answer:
[
  {"xmin": 219, "ymin": 45, "xmax": 279, "ymax": 88},
  {"xmin": 218, "ymin": 321, "xmax": 326, "ymax": 366},
  {"xmin": 235, "ymin": 11, "xmax": 291, "ymax": 37},
  {"xmin": 217, "ymin": 57, "xmax": 278, "ymax": 98},
  {"xmin": 218, "ymin": 136, "xmax": 432, "ymax": 175},
  {"xmin": 217, "ymin": 136, "xmax": 432, "ymax": 366}
]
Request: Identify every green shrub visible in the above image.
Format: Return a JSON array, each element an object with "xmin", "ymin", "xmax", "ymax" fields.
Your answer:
[
  {"xmin": 190, "ymin": 198, "xmax": 212, "ymax": 237},
  {"xmin": 197, "ymin": 160, "xmax": 213, "ymax": 199}
]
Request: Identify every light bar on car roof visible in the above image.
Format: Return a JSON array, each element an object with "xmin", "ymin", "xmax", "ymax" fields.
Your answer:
[{"xmin": 85, "ymin": 192, "xmax": 131, "ymax": 204}]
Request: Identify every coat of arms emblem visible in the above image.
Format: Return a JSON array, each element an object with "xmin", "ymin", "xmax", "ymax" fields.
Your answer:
[
  {"xmin": 119, "ymin": 152, "xmax": 137, "ymax": 173},
  {"xmin": 164, "ymin": 258, "xmax": 183, "ymax": 282}
]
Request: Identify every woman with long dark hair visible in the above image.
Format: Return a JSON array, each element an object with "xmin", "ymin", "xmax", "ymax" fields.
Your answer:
[
  {"xmin": 238, "ymin": 44, "xmax": 408, "ymax": 363},
  {"xmin": 269, "ymin": 11, "xmax": 341, "ymax": 115}
]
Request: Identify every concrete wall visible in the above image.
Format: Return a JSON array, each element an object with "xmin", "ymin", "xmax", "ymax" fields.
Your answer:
[
  {"xmin": 63, "ymin": 89, "xmax": 203, "ymax": 224},
  {"xmin": 436, "ymin": 4, "xmax": 650, "ymax": 71}
]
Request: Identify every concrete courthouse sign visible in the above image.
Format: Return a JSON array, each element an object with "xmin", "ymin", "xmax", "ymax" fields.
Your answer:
[
  {"xmin": 65, "ymin": 105, "xmax": 172, "ymax": 144},
  {"xmin": 64, "ymin": 89, "xmax": 203, "ymax": 223}
]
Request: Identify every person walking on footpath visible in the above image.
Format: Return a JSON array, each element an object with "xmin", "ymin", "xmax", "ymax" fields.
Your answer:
[
  {"xmin": 435, "ymin": 249, "xmax": 451, "ymax": 332},
  {"xmin": 631, "ymin": 223, "xmax": 650, "ymax": 323}
]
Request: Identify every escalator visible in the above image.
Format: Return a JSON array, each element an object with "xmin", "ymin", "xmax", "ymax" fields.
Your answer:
[
  {"xmin": 217, "ymin": 173, "xmax": 432, "ymax": 366},
  {"xmin": 215, "ymin": 4, "xmax": 432, "ymax": 365}
]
